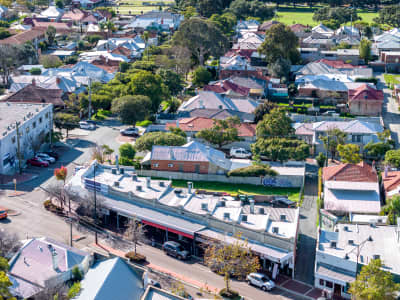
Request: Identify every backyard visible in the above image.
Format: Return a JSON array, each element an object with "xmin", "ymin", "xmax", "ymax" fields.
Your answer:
[
  {"xmin": 171, "ymin": 179, "xmax": 300, "ymax": 202},
  {"xmin": 115, "ymin": 0, "xmax": 174, "ymax": 15}
]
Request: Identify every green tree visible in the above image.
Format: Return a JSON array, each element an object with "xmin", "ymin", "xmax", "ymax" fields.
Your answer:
[
  {"xmin": 251, "ymin": 138, "xmax": 310, "ymax": 162},
  {"xmin": 385, "ymin": 149, "xmax": 400, "ymax": 168},
  {"xmin": 375, "ymin": 5, "xmax": 400, "ymax": 28},
  {"xmin": 319, "ymin": 128, "xmax": 347, "ymax": 159},
  {"xmin": 119, "ymin": 143, "xmax": 136, "ymax": 159},
  {"xmin": 258, "ymin": 23, "xmax": 300, "ymax": 65},
  {"xmin": 349, "ymin": 259, "xmax": 400, "ymax": 300},
  {"xmin": 0, "ymin": 28, "xmax": 11, "ymax": 40},
  {"xmin": 0, "ymin": 270, "xmax": 14, "ymax": 300},
  {"xmin": 228, "ymin": 163, "xmax": 277, "ymax": 177},
  {"xmin": 157, "ymin": 69, "xmax": 183, "ymax": 96},
  {"xmin": 181, "ymin": 6, "xmax": 198, "ymax": 19},
  {"xmin": 134, "ymin": 132, "xmax": 186, "ymax": 152},
  {"xmin": 382, "ymin": 195, "xmax": 400, "ymax": 225},
  {"xmin": 256, "ymin": 108, "xmax": 294, "ymax": 138},
  {"xmin": 119, "ymin": 61, "xmax": 130, "ymax": 73},
  {"xmin": 111, "ymin": 95, "xmax": 151, "ymax": 125},
  {"xmin": 253, "ymin": 102, "xmax": 275, "ymax": 123},
  {"xmin": 67, "ymin": 282, "xmax": 81, "ymax": 299},
  {"xmin": 128, "ymin": 71, "xmax": 168, "ymax": 112},
  {"xmin": 359, "ymin": 39, "xmax": 372, "ymax": 64},
  {"xmin": 46, "ymin": 25, "xmax": 56, "ymax": 46},
  {"xmin": 229, "ymin": 0, "xmax": 275, "ymax": 20},
  {"xmin": 316, "ymin": 152, "xmax": 327, "ymax": 168},
  {"xmin": 40, "ymin": 55, "xmax": 63, "ymax": 68},
  {"xmin": 209, "ymin": 12, "xmax": 237, "ymax": 36},
  {"xmin": 268, "ymin": 57, "xmax": 291, "ymax": 80},
  {"xmin": 313, "ymin": 7, "xmax": 359, "ymax": 24},
  {"xmin": 196, "ymin": 117, "xmax": 241, "ymax": 148},
  {"xmin": 29, "ymin": 67, "xmax": 42, "ymax": 75},
  {"xmin": 192, "ymin": 66, "xmax": 212, "ymax": 87},
  {"xmin": 337, "ymin": 144, "xmax": 361, "ymax": 164},
  {"xmin": 204, "ymin": 233, "xmax": 260, "ymax": 292},
  {"xmin": 55, "ymin": 0, "xmax": 64, "ymax": 8},
  {"xmin": 197, "ymin": 0, "xmax": 224, "ymax": 17},
  {"xmin": 0, "ymin": 257, "xmax": 8, "ymax": 273},
  {"xmin": 54, "ymin": 113, "xmax": 79, "ymax": 138},
  {"xmin": 169, "ymin": 127, "xmax": 187, "ymax": 138},
  {"xmin": 173, "ymin": 18, "xmax": 229, "ymax": 66}
]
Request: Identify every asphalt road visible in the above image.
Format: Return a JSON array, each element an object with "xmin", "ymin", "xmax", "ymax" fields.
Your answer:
[{"xmin": 0, "ymin": 119, "xmax": 307, "ymax": 300}]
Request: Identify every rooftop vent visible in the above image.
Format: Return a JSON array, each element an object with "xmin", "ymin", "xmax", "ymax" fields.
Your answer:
[
  {"xmin": 348, "ymin": 239, "xmax": 354, "ymax": 245},
  {"xmin": 242, "ymin": 215, "xmax": 247, "ymax": 222},
  {"xmin": 112, "ymin": 168, "xmax": 117, "ymax": 175},
  {"xmin": 280, "ymin": 214, "xmax": 286, "ymax": 221},
  {"xmin": 120, "ymin": 168, "xmax": 124, "ymax": 174},
  {"xmin": 136, "ymin": 185, "xmax": 142, "ymax": 191},
  {"xmin": 223, "ymin": 212, "xmax": 230, "ymax": 220},
  {"xmin": 219, "ymin": 200, "xmax": 226, "ymax": 207},
  {"xmin": 373, "ymin": 254, "xmax": 380, "ymax": 260},
  {"xmin": 258, "ymin": 207, "xmax": 265, "ymax": 215},
  {"xmin": 330, "ymin": 241, "xmax": 337, "ymax": 248},
  {"xmin": 201, "ymin": 203, "xmax": 208, "ymax": 211},
  {"xmin": 159, "ymin": 181, "xmax": 165, "ymax": 187},
  {"xmin": 344, "ymin": 226, "xmax": 349, "ymax": 231},
  {"xmin": 132, "ymin": 174, "xmax": 137, "ymax": 181},
  {"xmin": 272, "ymin": 227, "xmax": 279, "ymax": 234},
  {"xmin": 345, "ymin": 254, "xmax": 349, "ymax": 260},
  {"xmin": 114, "ymin": 181, "xmax": 119, "ymax": 187}
]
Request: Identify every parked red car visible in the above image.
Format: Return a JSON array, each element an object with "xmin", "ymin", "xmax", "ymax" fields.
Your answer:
[{"xmin": 27, "ymin": 157, "xmax": 49, "ymax": 167}]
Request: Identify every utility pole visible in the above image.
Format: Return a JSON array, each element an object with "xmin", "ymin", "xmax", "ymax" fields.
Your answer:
[
  {"xmin": 88, "ymin": 78, "xmax": 92, "ymax": 120},
  {"xmin": 93, "ymin": 164, "xmax": 98, "ymax": 245},
  {"xmin": 16, "ymin": 122, "xmax": 22, "ymax": 174}
]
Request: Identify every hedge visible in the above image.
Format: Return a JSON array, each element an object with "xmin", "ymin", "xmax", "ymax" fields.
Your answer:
[
  {"xmin": 228, "ymin": 164, "xmax": 278, "ymax": 177},
  {"xmin": 355, "ymin": 77, "xmax": 378, "ymax": 85}
]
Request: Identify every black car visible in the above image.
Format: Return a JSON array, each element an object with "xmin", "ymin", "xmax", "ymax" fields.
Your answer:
[{"xmin": 162, "ymin": 241, "xmax": 190, "ymax": 260}]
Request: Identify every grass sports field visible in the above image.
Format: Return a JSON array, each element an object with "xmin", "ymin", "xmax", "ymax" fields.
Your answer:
[
  {"xmin": 273, "ymin": 5, "xmax": 378, "ymax": 26},
  {"xmin": 115, "ymin": 0, "xmax": 174, "ymax": 15}
]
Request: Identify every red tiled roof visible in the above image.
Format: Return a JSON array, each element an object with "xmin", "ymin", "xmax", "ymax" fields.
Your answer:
[
  {"xmin": 111, "ymin": 46, "xmax": 131, "ymax": 57},
  {"xmin": 348, "ymin": 84, "xmax": 384, "ymax": 102},
  {"xmin": 204, "ymin": 80, "xmax": 250, "ymax": 96},
  {"xmin": 5, "ymin": 84, "xmax": 64, "ymax": 106},
  {"xmin": 32, "ymin": 20, "xmax": 72, "ymax": 32},
  {"xmin": 322, "ymin": 162, "xmax": 377, "ymax": 182},
  {"xmin": 317, "ymin": 59, "xmax": 361, "ymax": 69},
  {"xmin": 62, "ymin": 9, "xmax": 86, "ymax": 21},
  {"xmin": 383, "ymin": 171, "xmax": 400, "ymax": 193},
  {"xmin": 290, "ymin": 24, "xmax": 308, "ymax": 32},
  {"xmin": 0, "ymin": 29, "xmax": 45, "ymax": 45},
  {"xmin": 167, "ymin": 117, "xmax": 256, "ymax": 137}
]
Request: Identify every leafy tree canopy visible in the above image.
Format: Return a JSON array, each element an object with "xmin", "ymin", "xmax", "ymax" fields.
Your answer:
[
  {"xmin": 111, "ymin": 95, "xmax": 152, "ymax": 125},
  {"xmin": 192, "ymin": 66, "xmax": 212, "ymax": 87},
  {"xmin": 313, "ymin": 7, "xmax": 359, "ymax": 24},
  {"xmin": 119, "ymin": 143, "xmax": 136, "ymax": 159},
  {"xmin": 385, "ymin": 149, "xmax": 400, "ymax": 168},
  {"xmin": 256, "ymin": 108, "xmax": 294, "ymax": 138},
  {"xmin": 337, "ymin": 144, "xmax": 361, "ymax": 164},
  {"xmin": 134, "ymin": 132, "xmax": 186, "ymax": 152},
  {"xmin": 196, "ymin": 116, "xmax": 241, "ymax": 148},
  {"xmin": 375, "ymin": 5, "xmax": 400, "ymax": 28},
  {"xmin": 228, "ymin": 0, "xmax": 275, "ymax": 20}
]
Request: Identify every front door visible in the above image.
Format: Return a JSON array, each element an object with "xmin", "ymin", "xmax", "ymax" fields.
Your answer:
[
  {"xmin": 195, "ymin": 164, "xmax": 200, "ymax": 173},
  {"xmin": 334, "ymin": 283, "xmax": 342, "ymax": 295},
  {"xmin": 179, "ymin": 164, "xmax": 184, "ymax": 172}
]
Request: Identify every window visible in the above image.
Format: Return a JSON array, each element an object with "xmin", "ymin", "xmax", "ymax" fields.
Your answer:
[
  {"xmin": 352, "ymin": 135, "xmax": 362, "ymax": 143},
  {"xmin": 153, "ymin": 163, "xmax": 159, "ymax": 168},
  {"xmin": 25, "ymin": 127, "xmax": 29, "ymax": 133},
  {"xmin": 32, "ymin": 122, "xmax": 36, "ymax": 129},
  {"xmin": 319, "ymin": 279, "xmax": 325, "ymax": 286},
  {"xmin": 45, "ymin": 112, "xmax": 48, "ymax": 119},
  {"xmin": 11, "ymin": 136, "xmax": 15, "ymax": 144},
  {"xmin": 325, "ymin": 281, "xmax": 333, "ymax": 288},
  {"xmin": 39, "ymin": 117, "xmax": 42, "ymax": 123},
  {"xmin": 168, "ymin": 163, "xmax": 174, "ymax": 168}
]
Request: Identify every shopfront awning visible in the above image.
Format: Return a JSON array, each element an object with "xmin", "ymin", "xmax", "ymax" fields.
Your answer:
[
  {"xmin": 102, "ymin": 197, "xmax": 206, "ymax": 239},
  {"xmin": 316, "ymin": 264, "xmax": 356, "ymax": 285},
  {"xmin": 196, "ymin": 229, "xmax": 293, "ymax": 263}
]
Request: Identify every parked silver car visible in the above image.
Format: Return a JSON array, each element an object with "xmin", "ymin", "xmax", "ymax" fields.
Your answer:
[{"xmin": 246, "ymin": 273, "xmax": 275, "ymax": 291}]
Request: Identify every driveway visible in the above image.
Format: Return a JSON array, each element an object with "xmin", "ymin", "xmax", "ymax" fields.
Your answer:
[
  {"xmin": 294, "ymin": 163, "xmax": 318, "ymax": 285},
  {"xmin": 377, "ymin": 73, "xmax": 400, "ymax": 147}
]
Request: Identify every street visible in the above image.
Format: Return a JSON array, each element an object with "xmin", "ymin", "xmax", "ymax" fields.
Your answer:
[{"xmin": 0, "ymin": 119, "xmax": 307, "ymax": 300}]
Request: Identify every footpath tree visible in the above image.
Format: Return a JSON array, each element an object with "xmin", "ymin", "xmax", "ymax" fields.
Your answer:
[
  {"xmin": 359, "ymin": 39, "xmax": 372, "ymax": 64},
  {"xmin": 196, "ymin": 117, "xmax": 241, "ymax": 149},
  {"xmin": 349, "ymin": 259, "xmax": 400, "ymax": 300},
  {"xmin": 111, "ymin": 95, "xmax": 151, "ymax": 125},
  {"xmin": 337, "ymin": 144, "xmax": 361, "ymax": 164},
  {"xmin": 320, "ymin": 128, "xmax": 347, "ymax": 159},
  {"xmin": 364, "ymin": 130, "xmax": 394, "ymax": 161},
  {"xmin": 54, "ymin": 113, "xmax": 80, "ymax": 138},
  {"xmin": 46, "ymin": 25, "xmax": 56, "ymax": 46},
  {"xmin": 385, "ymin": 149, "xmax": 400, "ymax": 168},
  {"xmin": 258, "ymin": 23, "xmax": 300, "ymax": 65},
  {"xmin": 134, "ymin": 132, "xmax": 186, "ymax": 152},
  {"xmin": 204, "ymin": 233, "xmax": 260, "ymax": 294},
  {"xmin": 173, "ymin": 18, "xmax": 229, "ymax": 66},
  {"xmin": 382, "ymin": 195, "xmax": 400, "ymax": 225},
  {"xmin": 192, "ymin": 66, "xmax": 212, "ymax": 87}
]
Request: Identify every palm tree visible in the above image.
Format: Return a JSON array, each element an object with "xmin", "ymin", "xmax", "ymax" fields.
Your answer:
[{"xmin": 384, "ymin": 195, "xmax": 400, "ymax": 225}]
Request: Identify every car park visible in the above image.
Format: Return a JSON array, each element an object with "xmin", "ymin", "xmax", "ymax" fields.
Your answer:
[
  {"xmin": 36, "ymin": 153, "xmax": 56, "ymax": 164},
  {"xmin": 27, "ymin": 157, "xmax": 49, "ymax": 167},
  {"xmin": 246, "ymin": 273, "xmax": 275, "ymax": 291},
  {"xmin": 230, "ymin": 147, "xmax": 252, "ymax": 159},
  {"xmin": 79, "ymin": 121, "xmax": 95, "ymax": 130},
  {"xmin": 162, "ymin": 241, "xmax": 190, "ymax": 260},
  {"xmin": 120, "ymin": 127, "xmax": 139, "ymax": 137}
]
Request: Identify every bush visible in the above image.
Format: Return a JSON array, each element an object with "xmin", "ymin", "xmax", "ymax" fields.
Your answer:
[
  {"xmin": 316, "ymin": 152, "xmax": 326, "ymax": 168},
  {"xmin": 64, "ymin": 55, "xmax": 78, "ymax": 65},
  {"xmin": 86, "ymin": 34, "xmax": 103, "ymax": 44},
  {"xmin": 30, "ymin": 67, "xmax": 42, "ymax": 75},
  {"xmin": 134, "ymin": 132, "xmax": 186, "ymax": 152},
  {"xmin": 119, "ymin": 156, "xmax": 135, "ymax": 166},
  {"xmin": 192, "ymin": 66, "xmax": 212, "ymax": 87},
  {"xmin": 228, "ymin": 164, "xmax": 277, "ymax": 177},
  {"xmin": 0, "ymin": 21, "xmax": 10, "ymax": 28},
  {"xmin": 40, "ymin": 55, "xmax": 62, "ymax": 68},
  {"xmin": 136, "ymin": 120, "xmax": 152, "ymax": 127},
  {"xmin": 125, "ymin": 251, "xmax": 146, "ymax": 262},
  {"xmin": 219, "ymin": 288, "xmax": 239, "ymax": 299},
  {"xmin": 71, "ymin": 266, "xmax": 83, "ymax": 281},
  {"xmin": 0, "ymin": 28, "xmax": 11, "ymax": 40},
  {"xmin": 67, "ymin": 282, "xmax": 81, "ymax": 299},
  {"xmin": 355, "ymin": 77, "xmax": 378, "ymax": 85},
  {"xmin": 43, "ymin": 200, "xmax": 58, "ymax": 211},
  {"xmin": 119, "ymin": 143, "xmax": 136, "ymax": 159}
]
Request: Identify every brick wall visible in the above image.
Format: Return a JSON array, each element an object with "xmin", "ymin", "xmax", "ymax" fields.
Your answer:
[{"xmin": 150, "ymin": 160, "xmax": 209, "ymax": 174}]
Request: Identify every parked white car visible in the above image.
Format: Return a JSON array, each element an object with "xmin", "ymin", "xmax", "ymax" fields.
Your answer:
[
  {"xmin": 36, "ymin": 153, "xmax": 56, "ymax": 164},
  {"xmin": 120, "ymin": 127, "xmax": 139, "ymax": 137},
  {"xmin": 79, "ymin": 121, "xmax": 95, "ymax": 130},
  {"xmin": 246, "ymin": 273, "xmax": 275, "ymax": 291},
  {"xmin": 230, "ymin": 148, "xmax": 252, "ymax": 159}
]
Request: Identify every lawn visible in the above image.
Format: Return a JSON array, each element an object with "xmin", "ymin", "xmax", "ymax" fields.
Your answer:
[
  {"xmin": 171, "ymin": 179, "xmax": 300, "ymax": 202},
  {"xmin": 273, "ymin": 6, "xmax": 378, "ymax": 26},
  {"xmin": 115, "ymin": 0, "xmax": 174, "ymax": 14},
  {"xmin": 384, "ymin": 74, "xmax": 400, "ymax": 89}
]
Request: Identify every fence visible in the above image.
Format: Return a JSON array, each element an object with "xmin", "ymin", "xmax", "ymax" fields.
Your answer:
[{"xmin": 137, "ymin": 170, "xmax": 303, "ymax": 188}]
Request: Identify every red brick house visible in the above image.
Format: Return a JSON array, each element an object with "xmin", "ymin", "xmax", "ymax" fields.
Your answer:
[
  {"xmin": 347, "ymin": 84, "xmax": 384, "ymax": 116},
  {"xmin": 149, "ymin": 141, "xmax": 231, "ymax": 174}
]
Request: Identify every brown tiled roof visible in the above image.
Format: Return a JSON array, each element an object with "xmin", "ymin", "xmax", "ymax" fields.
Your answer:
[
  {"xmin": 62, "ymin": 9, "xmax": 86, "ymax": 21},
  {"xmin": 5, "ymin": 84, "xmax": 64, "ymax": 106},
  {"xmin": 383, "ymin": 171, "xmax": 400, "ymax": 193},
  {"xmin": 348, "ymin": 84, "xmax": 384, "ymax": 102},
  {"xmin": 322, "ymin": 162, "xmax": 377, "ymax": 182},
  {"xmin": 0, "ymin": 29, "xmax": 45, "ymax": 45},
  {"xmin": 32, "ymin": 20, "xmax": 72, "ymax": 33}
]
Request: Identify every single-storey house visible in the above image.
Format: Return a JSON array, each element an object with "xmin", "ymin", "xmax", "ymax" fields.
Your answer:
[{"xmin": 347, "ymin": 84, "xmax": 384, "ymax": 116}]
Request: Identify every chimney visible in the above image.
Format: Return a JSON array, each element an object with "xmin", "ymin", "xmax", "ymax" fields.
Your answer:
[
  {"xmin": 32, "ymin": 78, "xmax": 36, "ymax": 86},
  {"xmin": 48, "ymin": 244, "xmax": 58, "ymax": 271},
  {"xmin": 187, "ymin": 181, "xmax": 192, "ymax": 194},
  {"xmin": 146, "ymin": 177, "xmax": 151, "ymax": 188},
  {"xmin": 249, "ymin": 199, "xmax": 255, "ymax": 214}
]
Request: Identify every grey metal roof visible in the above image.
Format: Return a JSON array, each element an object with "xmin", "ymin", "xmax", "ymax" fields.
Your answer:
[{"xmin": 316, "ymin": 263, "xmax": 356, "ymax": 284}]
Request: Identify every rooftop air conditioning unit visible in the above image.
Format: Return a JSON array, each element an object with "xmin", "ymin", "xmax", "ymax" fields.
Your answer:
[
  {"xmin": 259, "ymin": 207, "xmax": 264, "ymax": 214},
  {"xmin": 114, "ymin": 181, "xmax": 119, "ymax": 187},
  {"xmin": 136, "ymin": 185, "xmax": 142, "ymax": 191},
  {"xmin": 159, "ymin": 181, "xmax": 165, "ymax": 187},
  {"xmin": 272, "ymin": 227, "xmax": 279, "ymax": 234},
  {"xmin": 201, "ymin": 203, "xmax": 208, "ymax": 211},
  {"xmin": 330, "ymin": 241, "xmax": 337, "ymax": 248},
  {"xmin": 223, "ymin": 212, "xmax": 230, "ymax": 220},
  {"xmin": 242, "ymin": 215, "xmax": 248, "ymax": 222},
  {"xmin": 280, "ymin": 214, "xmax": 286, "ymax": 221}
]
